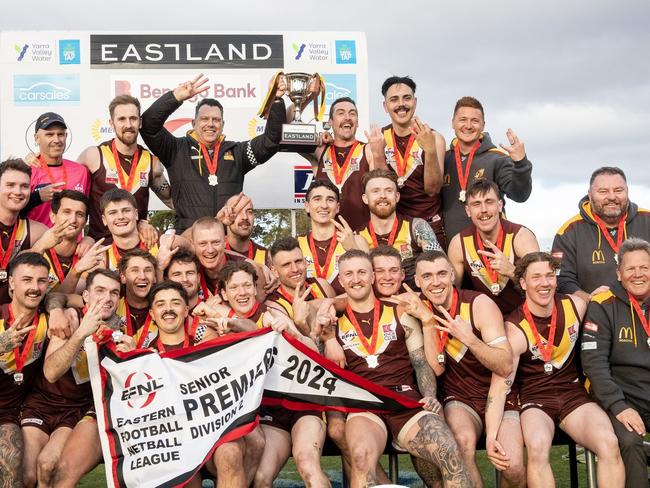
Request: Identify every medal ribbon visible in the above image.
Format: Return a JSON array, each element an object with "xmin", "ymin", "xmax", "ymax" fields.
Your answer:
[
  {"xmin": 198, "ymin": 138, "xmax": 223, "ymax": 177},
  {"xmin": 38, "ymin": 155, "xmax": 68, "ymax": 188},
  {"xmin": 426, "ymin": 288, "xmax": 458, "ymax": 355},
  {"xmin": 591, "ymin": 212, "xmax": 627, "ymax": 255},
  {"xmin": 522, "ymin": 301, "xmax": 558, "ymax": 364},
  {"xmin": 627, "ymin": 292, "xmax": 650, "ymax": 339},
  {"xmin": 111, "ymin": 241, "xmax": 147, "ymax": 267},
  {"xmin": 308, "ymin": 233, "xmax": 338, "ymax": 279},
  {"xmin": 199, "ymin": 271, "xmax": 213, "ymax": 299},
  {"xmin": 225, "ymin": 240, "xmax": 254, "ymax": 260},
  {"xmin": 475, "ymin": 223, "xmax": 505, "ymax": 284},
  {"xmin": 368, "ymin": 217, "xmax": 399, "ymax": 248},
  {"xmin": 188, "ymin": 316, "xmax": 201, "ymax": 340},
  {"xmin": 228, "ymin": 301, "xmax": 261, "ymax": 319},
  {"xmin": 329, "ymin": 142, "xmax": 360, "ymax": 185},
  {"xmin": 8, "ymin": 305, "xmax": 39, "ymax": 374},
  {"xmin": 124, "ymin": 302, "xmax": 151, "ymax": 337},
  {"xmin": 48, "ymin": 249, "xmax": 78, "ymax": 283},
  {"xmin": 110, "ymin": 139, "xmax": 141, "ymax": 193},
  {"xmin": 0, "ymin": 223, "xmax": 19, "ymax": 271},
  {"xmin": 157, "ymin": 329, "xmax": 189, "ymax": 353},
  {"xmin": 134, "ymin": 313, "xmax": 154, "ymax": 348},
  {"xmin": 278, "ymin": 284, "xmax": 318, "ymax": 304},
  {"xmin": 345, "ymin": 299, "xmax": 381, "ymax": 356},
  {"xmin": 453, "ymin": 141, "xmax": 480, "ymax": 193},
  {"xmin": 390, "ymin": 129, "xmax": 415, "ymax": 178}
]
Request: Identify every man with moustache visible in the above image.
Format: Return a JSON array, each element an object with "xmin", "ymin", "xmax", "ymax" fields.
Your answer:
[
  {"xmin": 448, "ymin": 179, "xmax": 539, "ymax": 314},
  {"xmin": 553, "ymin": 166, "xmax": 650, "ymax": 302},
  {"xmin": 486, "ymin": 252, "xmax": 624, "ymax": 488},
  {"xmin": 441, "ymin": 96, "xmax": 532, "ymax": 241},
  {"xmin": 319, "ymin": 249, "xmax": 471, "ymax": 488},
  {"xmin": 304, "ymin": 97, "xmax": 385, "ymax": 230},
  {"xmin": 380, "ymin": 76, "xmax": 447, "ymax": 246},
  {"xmin": 0, "ymin": 160, "xmax": 49, "ymax": 305},
  {"xmin": 298, "ymin": 180, "xmax": 368, "ymax": 295},
  {"xmin": 77, "ymin": 95, "xmax": 169, "ymax": 244},
  {"xmin": 222, "ymin": 193, "xmax": 268, "ymax": 266},
  {"xmin": 358, "ymin": 169, "xmax": 441, "ymax": 285},
  {"xmin": 582, "ymin": 238, "xmax": 650, "ymax": 488},
  {"xmin": 141, "ymin": 74, "xmax": 287, "ymax": 233},
  {"xmin": 23, "ymin": 113, "xmax": 90, "ymax": 227},
  {"xmin": 22, "ymin": 269, "xmax": 121, "ymax": 488},
  {"xmin": 0, "ymin": 253, "xmax": 50, "ymax": 486}
]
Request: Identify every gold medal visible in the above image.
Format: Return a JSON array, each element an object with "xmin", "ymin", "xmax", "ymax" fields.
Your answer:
[
  {"xmin": 397, "ymin": 176, "xmax": 405, "ymax": 187},
  {"xmin": 208, "ymin": 174, "xmax": 219, "ymax": 186},
  {"xmin": 13, "ymin": 372, "xmax": 24, "ymax": 384},
  {"xmin": 459, "ymin": 190, "xmax": 466, "ymax": 202},
  {"xmin": 490, "ymin": 283, "xmax": 501, "ymax": 294},
  {"xmin": 366, "ymin": 354, "xmax": 379, "ymax": 369},
  {"xmin": 437, "ymin": 353, "xmax": 445, "ymax": 364},
  {"xmin": 543, "ymin": 362, "xmax": 553, "ymax": 374},
  {"xmin": 0, "ymin": 270, "xmax": 6, "ymax": 281}
]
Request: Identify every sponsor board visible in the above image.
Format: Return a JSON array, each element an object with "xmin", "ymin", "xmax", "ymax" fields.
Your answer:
[
  {"xmin": 335, "ymin": 40, "xmax": 356, "ymax": 64},
  {"xmin": 247, "ymin": 117, "xmax": 266, "ymax": 139},
  {"xmin": 111, "ymin": 75, "xmax": 261, "ymax": 108},
  {"xmin": 13, "ymin": 74, "xmax": 81, "ymax": 106},
  {"xmin": 288, "ymin": 40, "xmax": 331, "ymax": 63},
  {"xmin": 322, "ymin": 73, "xmax": 357, "ymax": 109},
  {"xmin": 91, "ymin": 34, "xmax": 284, "ymax": 69},
  {"xmin": 90, "ymin": 119, "xmax": 114, "ymax": 142},
  {"xmin": 294, "ymin": 165, "xmax": 313, "ymax": 204},
  {"xmin": 59, "ymin": 39, "xmax": 81, "ymax": 64}
]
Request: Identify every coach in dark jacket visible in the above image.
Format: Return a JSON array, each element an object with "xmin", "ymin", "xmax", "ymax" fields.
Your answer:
[{"xmin": 141, "ymin": 74, "xmax": 286, "ymax": 232}]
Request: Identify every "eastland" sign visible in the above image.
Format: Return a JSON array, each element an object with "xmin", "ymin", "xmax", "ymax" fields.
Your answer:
[{"xmin": 90, "ymin": 34, "xmax": 284, "ymax": 69}]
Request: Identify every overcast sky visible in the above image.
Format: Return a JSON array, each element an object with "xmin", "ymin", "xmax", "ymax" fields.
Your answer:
[{"xmin": 2, "ymin": 0, "xmax": 649, "ymax": 239}]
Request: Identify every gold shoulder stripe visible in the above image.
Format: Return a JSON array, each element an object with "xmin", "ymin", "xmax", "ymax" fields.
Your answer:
[
  {"xmin": 488, "ymin": 147, "xmax": 508, "ymax": 156},
  {"xmin": 590, "ymin": 290, "xmax": 615, "ymax": 304},
  {"xmin": 556, "ymin": 214, "xmax": 583, "ymax": 235}
]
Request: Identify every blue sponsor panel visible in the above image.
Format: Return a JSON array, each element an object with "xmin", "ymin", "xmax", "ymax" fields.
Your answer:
[
  {"xmin": 294, "ymin": 165, "xmax": 314, "ymax": 204},
  {"xmin": 323, "ymin": 74, "xmax": 357, "ymax": 109},
  {"xmin": 59, "ymin": 39, "xmax": 81, "ymax": 65},
  {"xmin": 335, "ymin": 40, "xmax": 356, "ymax": 64},
  {"xmin": 13, "ymin": 74, "xmax": 81, "ymax": 106}
]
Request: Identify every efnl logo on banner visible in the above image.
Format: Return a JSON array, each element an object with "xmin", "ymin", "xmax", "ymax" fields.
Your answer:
[
  {"xmin": 13, "ymin": 74, "xmax": 81, "ymax": 106},
  {"xmin": 335, "ymin": 40, "xmax": 356, "ymax": 64},
  {"xmin": 323, "ymin": 74, "xmax": 357, "ymax": 111},
  {"xmin": 59, "ymin": 39, "xmax": 80, "ymax": 64},
  {"xmin": 294, "ymin": 166, "xmax": 313, "ymax": 204}
]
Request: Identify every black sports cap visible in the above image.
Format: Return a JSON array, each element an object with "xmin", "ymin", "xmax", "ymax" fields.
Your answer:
[{"xmin": 35, "ymin": 112, "xmax": 67, "ymax": 132}]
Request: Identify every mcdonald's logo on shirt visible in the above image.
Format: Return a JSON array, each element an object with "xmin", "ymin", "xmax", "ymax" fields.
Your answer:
[
  {"xmin": 618, "ymin": 326, "xmax": 634, "ymax": 343},
  {"xmin": 592, "ymin": 249, "xmax": 606, "ymax": 264}
]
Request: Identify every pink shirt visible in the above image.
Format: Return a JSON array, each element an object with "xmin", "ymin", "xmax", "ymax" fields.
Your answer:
[{"xmin": 28, "ymin": 159, "xmax": 90, "ymax": 227}]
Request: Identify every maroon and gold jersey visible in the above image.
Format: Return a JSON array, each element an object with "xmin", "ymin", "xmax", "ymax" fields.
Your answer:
[
  {"xmin": 297, "ymin": 233, "xmax": 345, "ymax": 295},
  {"xmin": 508, "ymin": 294, "xmax": 582, "ymax": 395},
  {"xmin": 265, "ymin": 278, "xmax": 328, "ymax": 318},
  {"xmin": 224, "ymin": 240, "xmax": 268, "ymax": 266},
  {"xmin": 358, "ymin": 214, "xmax": 422, "ymax": 260},
  {"xmin": 315, "ymin": 142, "xmax": 370, "ymax": 231},
  {"xmin": 227, "ymin": 301, "xmax": 267, "ymax": 329},
  {"xmin": 44, "ymin": 249, "xmax": 76, "ymax": 292},
  {"xmin": 0, "ymin": 220, "xmax": 31, "ymax": 305},
  {"xmin": 0, "ymin": 305, "xmax": 48, "ymax": 409},
  {"xmin": 459, "ymin": 219, "xmax": 524, "ymax": 314}
]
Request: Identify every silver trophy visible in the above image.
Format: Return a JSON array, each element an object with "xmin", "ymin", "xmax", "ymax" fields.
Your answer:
[{"xmin": 279, "ymin": 72, "xmax": 323, "ymax": 151}]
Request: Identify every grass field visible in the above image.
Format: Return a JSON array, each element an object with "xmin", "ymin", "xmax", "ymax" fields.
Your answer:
[{"xmin": 78, "ymin": 446, "xmax": 591, "ymax": 487}]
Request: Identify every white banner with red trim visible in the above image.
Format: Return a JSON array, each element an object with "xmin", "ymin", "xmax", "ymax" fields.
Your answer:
[{"xmin": 87, "ymin": 328, "xmax": 420, "ymax": 488}]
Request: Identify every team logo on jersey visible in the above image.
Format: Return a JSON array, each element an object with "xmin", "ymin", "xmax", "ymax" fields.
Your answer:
[
  {"xmin": 382, "ymin": 323, "xmax": 397, "ymax": 342},
  {"xmin": 584, "ymin": 322, "xmax": 598, "ymax": 333},
  {"xmin": 474, "ymin": 168, "xmax": 485, "ymax": 179}
]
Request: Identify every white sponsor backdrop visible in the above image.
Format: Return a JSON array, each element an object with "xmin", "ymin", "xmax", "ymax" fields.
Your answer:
[{"xmin": 0, "ymin": 31, "xmax": 368, "ymax": 209}]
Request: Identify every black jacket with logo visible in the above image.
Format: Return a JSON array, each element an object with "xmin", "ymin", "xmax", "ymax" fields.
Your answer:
[
  {"xmin": 582, "ymin": 282, "xmax": 650, "ymax": 416},
  {"xmin": 441, "ymin": 133, "xmax": 533, "ymax": 240},
  {"xmin": 141, "ymin": 91, "xmax": 285, "ymax": 232},
  {"xmin": 552, "ymin": 197, "xmax": 650, "ymax": 295}
]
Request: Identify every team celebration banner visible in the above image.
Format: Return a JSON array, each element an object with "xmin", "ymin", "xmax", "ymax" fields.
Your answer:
[{"xmin": 87, "ymin": 329, "xmax": 420, "ymax": 488}]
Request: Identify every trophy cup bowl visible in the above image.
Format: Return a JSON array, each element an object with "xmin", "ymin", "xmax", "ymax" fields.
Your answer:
[
  {"xmin": 279, "ymin": 72, "xmax": 321, "ymax": 152},
  {"xmin": 285, "ymin": 72, "xmax": 313, "ymax": 123}
]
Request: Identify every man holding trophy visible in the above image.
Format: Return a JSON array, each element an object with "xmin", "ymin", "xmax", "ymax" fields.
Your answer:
[{"xmin": 140, "ymin": 74, "xmax": 288, "ymax": 233}]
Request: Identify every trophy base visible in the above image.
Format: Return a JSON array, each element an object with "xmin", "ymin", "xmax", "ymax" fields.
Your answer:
[{"xmin": 279, "ymin": 123, "xmax": 318, "ymax": 153}]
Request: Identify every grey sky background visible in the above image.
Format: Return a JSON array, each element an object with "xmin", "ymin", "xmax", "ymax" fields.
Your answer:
[{"xmin": 3, "ymin": 0, "xmax": 649, "ymax": 239}]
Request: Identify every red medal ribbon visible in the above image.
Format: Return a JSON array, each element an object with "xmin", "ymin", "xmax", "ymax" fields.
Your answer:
[
  {"xmin": 38, "ymin": 155, "xmax": 68, "ymax": 188},
  {"xmin": 390, "ymin": 129, "xmax": 415, "ymax": 178},
  {"xmin": 522, "ymin": 301, "xmax": 558, "ymax": 364},
  {"xmin": 278, "ymin": 284, "xmax": 317, "ymax": 304},
  {"xmin": 591, "ymin": 212, "xmax": 627, "ymax": 255},
  {"xmin": 0, "ymin": 222, "xmax": 19, "ymax": 270},
  {"xmin": 345, "ymin": 299, "xmax": 381, "ymax": 356},
  {"xmin": 48, "ymin": 249, "xmax": 78, "ymax": 283},
  {"xmin": 475, "ymin": 223, "xmax": 504, "ymax": 284},
  {"xmin": 627, "ymin": 292, "xmax": 650, "ymax": 338},
  {"xmin": 111, "ymin": 241, "xmax": 147, "ymax": 265},
  {"xmin": 199, "ymin": 139, "xmax": 222, "ymax": 177},
  {"xmin": 124, "ymin": 302, "xmax": 151, "ymax": 337},
  {"xmin": 188, "ymin": 316, "xmax": 201, "ymax": 340},
  {"xmin": 199, "ymin": 271, "xmax": 215, "ymax": 300},
  {"xmin": 134, "ymin": 313, "xmax": 154, "ymax": 348},
  {"xmin": 228, "ymin": 301, "xmax": 261, "ymax": 320},
  {"xmin": 157, "ymin": 330, "xmax": 189, "ymax": 353},
  {"xmin": 307, "ymin": 233, "xmax": 338, "ymax": 279},
  {"xmin": 425, "ymin": 288, "xmax": 458, "ymax": 355},
  {"xmin": 453, "ymin": 141, "xmax": 480, "ymax": 193},
  {"xmin": 368, "ymin": 217, "xmax": 399, "ymax": 248},
  {"xmin": 8, "ymin": 305, "xmax": 39, "ymax": 374},
  {"xmin": 225, "ymin": 240, "xmax": 254, "ymax": 260},
  {"xmin": 110, "ymin": 139, "xmax": 141, "ymax": 192},
  {"xmin": 329, "ymin": 142, "xmax": 360, "ymax": 185}
]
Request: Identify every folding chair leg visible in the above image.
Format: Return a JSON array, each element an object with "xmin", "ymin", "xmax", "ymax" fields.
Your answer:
[
  {"xmin": 388, "ymin": 454, "xmax": 399, "ymax": 484},
  {"xmin": 585, "ymin": 449, "xmax": 598, "ymax": 488},
  {"xmin": 568, "ymin": 443, "xmax": 579, "ymax": 488}
]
